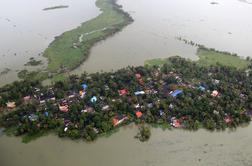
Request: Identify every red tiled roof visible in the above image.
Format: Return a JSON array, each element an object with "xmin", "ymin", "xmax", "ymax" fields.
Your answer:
[{"xmin": 135, "ymin": 111, "xmax": 143, "ymax": 118}]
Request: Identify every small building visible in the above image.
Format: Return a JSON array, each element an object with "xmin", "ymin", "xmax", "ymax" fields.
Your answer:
[
  {"xmin": 211, "ymin": 90, "xmax": 219, "ymax": 97},
  {"xmin": 135, "ymin": 73, "xmax": 142, "ymax": 79},
  {"xmin": 147, "ymin": 103, "xmax": 153, "ymax": 108},
  {"xmin": 68, "ymin": 91, "xmax": 76, "ymax": 99},
  {"xmin": 81, "ymin": 107, "xmax": 95, "ymax": 113},
  {"xmin": 59, "ymin": 104, "xmax": 69, "ymax": 113},
  {"xmin": 135, "ymin": 111, "xmax": 143, "ymax": 118},
  {"xmin": 90, "ymin": 96, "xmax": 97, "ymax": 103},
  {"xmin": 170, "ymin": 90, "xmax": 183, "ymax": 97},
  {"xmin": 23, "ymin": 95, "xmax": 31, "ymax": 101},
  {"xmin": 6, "ymin": 102, "xmax": 16, "ymax": 109},
  {"xmin": 81, "ymin": 83, "xmax": 88, "ymax": 90},
  {"xmin": 28, "ymin": 114, "xmax": 38, "ymax": 122},
  {"xmin": 134, "ymin": 91, "xmax": 145, "ymax": 96},
  {"xmin": 44, "ymin": 111, "xmax": 49, "ymax": 117},
  {"xmin": 224, "ymin": 115, "xmax": 232, "ymax": 124},
  {"xmin": 171, "ymin": 117, "xmax": 181, "ymax": 128},
  {"xmin": 112, "ymin": 115, "xmax": 127, "ymax": 126},
  {"xmin": 198, "ymin": 86, "xmax": 206, "ymax": 91},
  {"xmin": 102, "ymin": 105, "xmax": 110, "ymax": 111},
  {"xmin": 118, "ymin": 89, "xmax": 128, "ymax": 96},
  {"xmin": 79, "ymin": 90, "xmax": 86, "ymax": 98}
]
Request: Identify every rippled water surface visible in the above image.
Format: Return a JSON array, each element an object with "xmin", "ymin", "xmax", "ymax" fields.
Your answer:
[{"xmin": 0, "ymin": 0, "xmax": 99, "ymax": 86}]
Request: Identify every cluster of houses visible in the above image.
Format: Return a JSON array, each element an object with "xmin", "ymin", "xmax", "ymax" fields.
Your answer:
[{"xmin": 2, "ymin": 69, "xmax": 240, "ymax": 131}]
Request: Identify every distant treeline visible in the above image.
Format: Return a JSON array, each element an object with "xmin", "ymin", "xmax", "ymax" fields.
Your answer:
[
  {"xmin": 43, "ymin": 5, "xmax": 69, "ymax": 11},
  {"xmin": 176, "ymin": 37, "xmax": 239, "ymax": 57}
]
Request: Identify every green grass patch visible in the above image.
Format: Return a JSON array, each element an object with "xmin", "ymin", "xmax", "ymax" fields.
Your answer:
[
  {"xmin": 144, "ymin": 58, "xmax": 168, "ymax": 66},
  {"xmin": 144, "ymin": 47, "xmax": 250, "ymax": 69},
  {"xmin": 197, "ymin": 47, "xmax": 250, "ymax": 69},
  {"xmin": 43, "ymin": 0, "xmax": 133, "ymax": 73}
]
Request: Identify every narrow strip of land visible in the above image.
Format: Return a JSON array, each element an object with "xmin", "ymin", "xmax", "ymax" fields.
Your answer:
[
  {"xmin": 43, "ymin": 0, "xmax": 133, "ymax": 73},
  {"xmin": 145, "ymin": 47, "xmax": 250, "ymax": 69}
]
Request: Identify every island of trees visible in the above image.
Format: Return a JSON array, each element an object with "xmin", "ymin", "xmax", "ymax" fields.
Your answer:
[
  {"xmin": 43, "ymin": 5, "xmax": 69, "ymax": 11},
  {"xmin": 1, "ymin": 56, "xmax": 252, "ymax": 142}
]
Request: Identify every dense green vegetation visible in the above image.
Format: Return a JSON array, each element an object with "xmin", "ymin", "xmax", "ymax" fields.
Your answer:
[
  {"xmin": 1, "ymin": 56, "xmax": 252, "ymax": 142},
  {"xmin": 25, "ymin": 58, "xmax": 42, "ymax": 66},
  {"xmin": 0, "ymin": 68, "xmax": 11, "ymax": 76},
  {"xmin": 135, "ymin": 125, "xmax": 151, "ymax": 142},
  {"xmin": 43, "ymin": 0, "xmax": 133, "ymax": 73}
]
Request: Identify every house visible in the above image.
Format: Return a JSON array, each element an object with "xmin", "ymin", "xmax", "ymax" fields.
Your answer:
[
  {"xmin": 213, "ymin": 79, "xmax": 220, "ymax": 84},
  {"xmin": 81, "ymin": 107, "xmax": 95, "ymax": 113},
  {"xmin": 135, "ymin": 73, "xmax": 142, "ymax": 79},
  {"xmin": 23, "ymin": 95, "xmax": 31, "ymax": 101},
  {"xmin": 40, "ymin": 99, "xmax": 46, "ymax": 104},
  {"xmin": 159, "ymin": 110, "xmax": 164, "ymax": 116},
  {"xmin": 224, "ymin": 115, "xmax": 232, "ymax": 124},
  {"xmin": 135, "ymin": 111, "xmax": 143, "ymax": 118},
  {"xmin": 59, "ymin": 100, "xmax": 69, "ymax": 112},
  {"xmin": 134, "ymin": 91, "xmax": 145, "ymax": 96},
  {"xmin": 6, "ymin": 102, "xmax": 16, "ymax": 109},
  {"xmin": 28, "ymin": 114, "xmax": 38, "ymax": 121},
  {"xmin": 171, "ymin": 117, "xmax": 181, "ymax": 128},
  {"xmin": 48, "ymin": 96, "xmax": 56, "ymax": 101},
  {"xmin": 79, "ymin": 90, "xmax": 86, "ymax": 98},
  {"xmin": 112, "ymin": 115, "xmax": 127, "ymax": 126},
  {"xmin": 68, "ymin": 91, "xmax": 76, "ymax": 98},
  {"xmin": 147, "ymin": 103, "xmax": 153, "ymax": 108},
  {"xmin": 44, "ymin": 111, "xmax": 49, "ymax": 117},
  {"xmin": 104, "ymin": 85, "xmax": 110, "ymax": 91},
  {"xmin": 90, "ymin": 96, "xmax": 97, "ymax": 103},
  {"xmin": 81, "ymin": 83, "xmax": 88, "ymax": 90},
  {"xmin": 198, "ymin": 86, "xmax": 206, "ymax": 91},
  {"xmin": 211, "ymin": 90, "xmax": 219, "ymax": 97},
  {"xmin": 135, "ymin": 104, "xmax": 140, "ymax": 109},
  {"xmin": 102, "ymin": 105, "xmax": 110, "ymax": 111},
  {"xmin": 169, "ymin": 103, "xmax": 174, "ymax": 109},
  {"xmin": 93, "ymin": 128, "xmax": 99, "ymax": 134},
  {"xmin": 170, "ymin": 89, "xmax": 183, "ymax": 97},
  {"xmin": 118, "ymin": 89, "xmax": 128, "ymax": 96}
]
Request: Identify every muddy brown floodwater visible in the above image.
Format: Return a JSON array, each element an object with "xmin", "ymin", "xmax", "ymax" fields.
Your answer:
[{"xmin": 1, "ymin": 124, "xmax": 252, "ymax": 166}]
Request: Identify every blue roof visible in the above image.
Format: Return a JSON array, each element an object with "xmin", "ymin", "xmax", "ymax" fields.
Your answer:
[
  {"xmin": 90, "ymin": 96, "xmax": 97, "ymax": 103},
  {"xmin": 44, "ymin": 112, "xmax": 49, "ymax": 117},
  {"xmin": 81, "ymin": 84, "xmax": 88, "ymax": 90},
  {"xmin": 198, "ymin": 86, "xmax": 206, "ymax": 91},
  {"xmin": 171, "ymin": 90, "xmax": 183, "ymax": 97}
]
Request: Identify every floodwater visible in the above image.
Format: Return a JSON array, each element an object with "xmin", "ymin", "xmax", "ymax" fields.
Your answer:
[
  {"xmin": 1, "ymin": 124, "xmax": 252, "ymax": 166},
  {"xmin": 73, "ymin": 0, "xmax": 252, "ymax": 74},
  {"xmin": 1, "ymin": 0, "xmax": 252, "ymax": 166},
  {"xmin": 0, "ymin": 0, "xmax": 100, "ymax": 86}
]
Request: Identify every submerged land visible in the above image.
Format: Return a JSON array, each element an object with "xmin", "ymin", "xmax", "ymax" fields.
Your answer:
[{"xmin": 1, "ymin": 53, "xmax": 252, "ymax": 142}]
